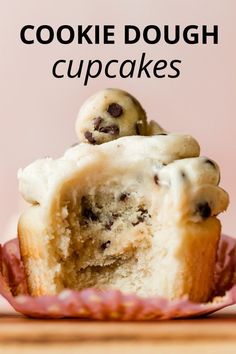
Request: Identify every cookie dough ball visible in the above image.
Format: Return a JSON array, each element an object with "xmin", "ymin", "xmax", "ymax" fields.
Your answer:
[{"xmin": 75, "ymin": 88, "xmax": 148, "ymax": 144}]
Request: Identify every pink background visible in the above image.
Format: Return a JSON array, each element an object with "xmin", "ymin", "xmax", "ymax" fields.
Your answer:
[{"xmin": 0, "ymin": 0, "xmax": 235, "ymax": 240}]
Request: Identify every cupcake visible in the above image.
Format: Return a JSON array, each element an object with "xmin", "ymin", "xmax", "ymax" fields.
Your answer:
[{"xmin": 17, "ymin": 89, "xmax": 229, "ymax": 302}]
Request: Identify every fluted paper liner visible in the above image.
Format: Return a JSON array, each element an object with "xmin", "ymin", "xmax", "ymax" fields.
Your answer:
[{"xmin": 0, "ymin": 235, "xmax": 236, "ymax": 319}]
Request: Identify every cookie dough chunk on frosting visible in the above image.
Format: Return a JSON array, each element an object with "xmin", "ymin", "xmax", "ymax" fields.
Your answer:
[
  {"xmin": 18, "ymin": 134, "xmax": 229, "ymax": 301},
  {"xmin": 75, "ymin": 88, "xmax": 150, "ymax": 144}
]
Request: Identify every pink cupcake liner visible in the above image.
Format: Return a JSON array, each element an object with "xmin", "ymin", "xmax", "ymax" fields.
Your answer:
[{"xmin": 0, "ymin": 235, "xmax": 236, "ymax": 320}]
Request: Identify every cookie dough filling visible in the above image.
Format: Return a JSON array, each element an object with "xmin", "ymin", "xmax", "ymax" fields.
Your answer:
[{"xmin": 55, "ymin": 177, "xmax": 153, "ymax": 291}]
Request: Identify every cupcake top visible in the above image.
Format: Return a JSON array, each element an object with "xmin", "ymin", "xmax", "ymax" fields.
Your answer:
[
  {"xmin": 18, "ymin": 136, "xmax": 228, "ymax": 224},
  {"xmin": 18, "ymin": 88, "xmax": 229, "ymax": 224}
]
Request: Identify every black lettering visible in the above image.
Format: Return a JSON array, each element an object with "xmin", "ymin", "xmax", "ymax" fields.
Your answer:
[
  {"xmin": 202, "ymin": 25, "xmax": 218, "ymax": 44},
  {"xmin": 183, "ymin": 26, "xmax": 199, "ymax": 44},
  {"xmin": 125, "ymin": 25, "xmax": 140, "ymax": 44},
  {"xmin": 120, "ymin": 60, "xmax": 136, "ymax": 78},
  {"xmin": 36, "ymin": 25, "xmax": 54, "ymax": 44},
  {"xmin": 94, "ymin": 25, "xmax": 100, "ymax": 44},
  {"xmin": 57, "ymin": 25, "xmax": 75, "ymax": 44},
  {"xmin": 168, "ymin": 60, "xmax": 181, "ymax": 78},
  {"xmin": 105, "ymin": 60, "xmax": 118, "ymax": 78},
  {"xmin": 143, "ymin": 25, "xmax": 161, "ymax": 44},
  {"xmin": 153, "ymin": 60, "xmax": 167, "ymax": 78},
  {"xmin": 84, "ymin": 60, "xmax": 102, "ymax": 85},
  {"xmin": 52, "ymin": 60, "xmax": 65, "ymax": 78},
  {"xmin": 104, "ymin": 25, "xmax": 115, "ymax": 44},
  {"xmin": 20, "ymin": 25, "xmax": 34, "ymax": 44},
  {"xmin": 137, "ymin": 52, "xmax": 153, "ymax": 78},
  {"xmin": 164, "ymin": 25, "xmax": 180, "ymax": 44},
  {"xmin": 67, "ymin": 60, "xmax": 84, "ymax": 78},
  {"xmin": 78, "ymin": 25, "xmax": 93, "ymax": 44}
]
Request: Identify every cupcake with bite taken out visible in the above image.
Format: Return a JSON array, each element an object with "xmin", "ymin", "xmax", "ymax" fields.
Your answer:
[{"xmin": 17, "ymin": 89, "xmax": 229, "ymax": 302}]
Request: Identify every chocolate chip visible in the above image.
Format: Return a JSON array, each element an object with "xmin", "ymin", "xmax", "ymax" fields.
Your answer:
[
  {"xmin": 83, "ymin": 208, "xmax": 98, "ymax": 221},
  {"xmin": 105, "ymin": 220, "xmax": 114, "ymax": 230},
  {"xmin": 196, "ymin": 202, "xmax": 211, "ymax": 219},
  {"xmin": 84, "ymin": 131, "xmax": 96, "ymax": 144},
  {"xmin": 132, "ymin": 216, "xmax": 145, "ymax": 226},
  {"xmin": 107, "ymin": 103, "xmax": 123, "ymax": 117},
  {"xmin": 81, "ymin": 196, "xmax": 98, "ymax": 221},
  {"xmin": 101, "ymin": 240, "xmax": 111, "ymax": 250},
  {"xmin": 119, "ymin": 193, "xmax": 129, "ymax": 201},
  {"xmin": 205, "ymin": 159, "xmax": 216, "ymax": 168},
  {"xmin": 93, "ymin": 117, "xmax": 103, "ymax": 131},
  {"xmin": 181, "ymin": 171, "xmax": 187, "ymax": 178},
  {"xmin": 99, "ymin": 125, "xmax": 120, "ymax": 135},
  {"xmin": 158, "ymin": 133, "xmax": 168, "ymax": 136},
  {"xmin": 138, "ymin": 207, "xmax": 148, "ymax": 215},
  {"xmin": 132, "ymin": 208, "xmax": 148, "ymax": 226},
  {"xmin": 154, "ymin": 174, "xmax": 159, "ymax": 185}
]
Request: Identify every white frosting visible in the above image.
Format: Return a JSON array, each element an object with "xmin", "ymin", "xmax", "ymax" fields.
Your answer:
[{"xmin": 18, "ymin": 133, "xmax": 229, "ymax": 222}]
